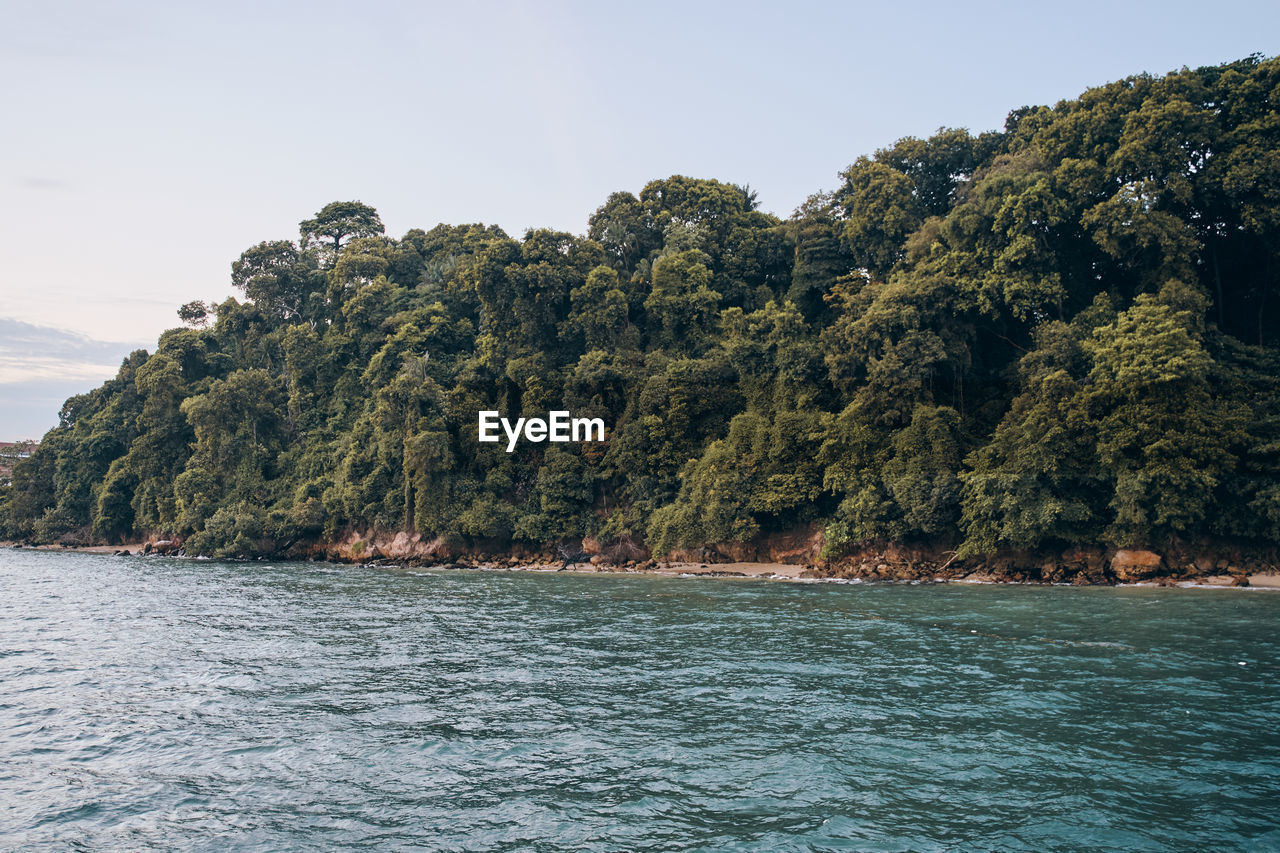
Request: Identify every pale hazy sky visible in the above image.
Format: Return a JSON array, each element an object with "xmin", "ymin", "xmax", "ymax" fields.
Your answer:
[{"xmin": 1, "ymin": 0, "xmax": 1277, "ymax": 437}]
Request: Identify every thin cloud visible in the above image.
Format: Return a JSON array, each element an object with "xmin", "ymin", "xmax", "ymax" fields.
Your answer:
[
  {"xmin": 0, "ymin": 355, "xmax": 122, "ymax": 385},
  {"xmin": 0, "ymin": 318, "xmax": 148, "ymax": 386},
  {"xmin": 17, "ymin": 177, "xmax": 67, "ymax": 190}
]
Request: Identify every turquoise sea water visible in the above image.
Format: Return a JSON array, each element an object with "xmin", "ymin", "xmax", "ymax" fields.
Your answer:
[{"xmin": 1, "ymin": 549, "xmax": 1278, "ymax": 852}]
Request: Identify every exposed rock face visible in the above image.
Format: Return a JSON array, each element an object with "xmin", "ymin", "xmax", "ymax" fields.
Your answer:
[
  {"xmin": 144, "ymin": 538, "xmax": 182, "ymax": 556},
  {"xmin": 666, "ymin": 525, "xmax": 825, "ymax": 565},
  {"xmin": 1058, "ymin": 546, "xmax": 1108, "ymax": 584},
  {"xmin": 767, "ymin": 527, "xmax": 825, "ymax": 564},
  {"xmin": 1109, "ymin": 549, "xmax": 1164, "ymax": 582},
  {"xmin": 314, "ymin": 530, "xmax": 565, "ymax": 565},
  {"xmin": 326, "ymin": 531, "xmax": 456, "ymax": 563},
  {"xmin": 821, "ymin": 543, "xmax": 1153, "ymax": 584},
  {"xmin": 585, "ymin": 535, "xmax": 649, "ymax": 564},
  {"xmin": 822, "ymin": 542, "xmax": 960, "ymax": 581}
]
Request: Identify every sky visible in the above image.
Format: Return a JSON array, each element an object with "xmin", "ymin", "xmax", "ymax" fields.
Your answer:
[{"xmin": 1, "ymin": 0, "xmax": 1277, "ymax": 438}]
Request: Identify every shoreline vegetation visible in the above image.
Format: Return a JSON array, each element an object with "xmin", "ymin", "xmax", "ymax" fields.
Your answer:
[{"xmin": 3, "ymin": 57, "xmax": 1280, "ymax": 571}]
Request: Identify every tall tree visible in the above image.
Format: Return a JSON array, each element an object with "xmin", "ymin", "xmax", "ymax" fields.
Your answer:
[{"xmin": 299, "ymin": 201, "xmax": 385, "ymax": 259}]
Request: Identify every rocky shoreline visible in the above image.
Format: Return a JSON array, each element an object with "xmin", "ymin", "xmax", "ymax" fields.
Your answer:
[
  {"xmin": 815, "ymin": 543, "xmax": 1279, "ymax": 587},
  {"xmin": 7, "ymin": 533, "xmax": 1279, "ymax": 589},
  {"xmin": 306, "ymin": 528, "xmax": 1280, "ymax": 588}
]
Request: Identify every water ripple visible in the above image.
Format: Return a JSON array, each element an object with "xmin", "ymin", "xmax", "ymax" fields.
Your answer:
[{"xmin": 1, "ymin": 552, "xmax": 1278, "ymax": 851}]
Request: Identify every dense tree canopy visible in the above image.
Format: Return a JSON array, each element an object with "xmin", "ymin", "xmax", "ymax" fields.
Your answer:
[{"xmin": 3, "ymin": 57, "xmax": 1278, "ymax": 561}]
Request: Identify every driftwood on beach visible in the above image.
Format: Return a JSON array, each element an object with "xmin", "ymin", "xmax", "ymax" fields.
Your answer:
[{"xmin": 557, "ymin": 545, "xmax": 590, "ymax": 570}]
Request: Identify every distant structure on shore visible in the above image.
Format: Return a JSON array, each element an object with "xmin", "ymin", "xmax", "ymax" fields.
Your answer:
[{"xmin": 0, "ymin": 441, "xmax": 37, "ymax": 487}]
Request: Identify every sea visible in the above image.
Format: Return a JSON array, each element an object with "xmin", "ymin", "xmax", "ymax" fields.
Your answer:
[{"xmin": 1, "ymin": 549, "xmax": 1277, "ymax": 851}]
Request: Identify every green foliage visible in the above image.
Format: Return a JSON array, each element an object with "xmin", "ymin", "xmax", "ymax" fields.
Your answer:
[
  {"xmin": 837, "ymin": 157, "xmax": 923, "ymax": 277},
  {"xmin": 1084, "ymin": 281, "xmax": 1248, "ymax": 545},
  {"xmin": 177, "ymin": 300, "xmax": 212, "ymax": 327},
  {"xmin": 882, "ymin": 405, "xmax": 964, "ymax": 537},
  {"xmin": 648, "ymin": 409, "xmax": 829, "ymax": 555},
  {"xmin": 568, "ymin": 266, "xmax": 633, "ymax": 351},
  {"xmin": 184, "ymin": 503, "xmax": 266, "ymax": 558},
  {"xmin": 231, "ymin": 241, "xmax": 316, "ymax": 320},
  {"xmin": 644, "ymin": 250, "xmax": 721, "ymax": 351},
  {"xmin": 299, "ymin": 201, "xmax": 385, "ymax": 257},
  {"xmin": 959, "ymin": 321, "xmax": 1106, "ymax": 556},
  {"xmin": 7, "ymin": 56, "xmax": 1280, "ymax": 564}
]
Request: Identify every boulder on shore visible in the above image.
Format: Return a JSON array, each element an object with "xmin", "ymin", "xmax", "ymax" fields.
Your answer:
[{"xmin": 1110, "ymin": 549, "xmax": 1163, "ymax": 582}]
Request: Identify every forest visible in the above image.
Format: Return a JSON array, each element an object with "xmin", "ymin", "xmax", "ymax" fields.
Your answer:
[{"xmin": 2, "ymin": 56, "xmax": 1278, "ymax": 566}]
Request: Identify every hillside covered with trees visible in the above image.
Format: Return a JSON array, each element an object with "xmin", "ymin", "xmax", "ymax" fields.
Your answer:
[{"xmin": 3, "ymin": 56, "xmax": 1278, "ymax": 570}]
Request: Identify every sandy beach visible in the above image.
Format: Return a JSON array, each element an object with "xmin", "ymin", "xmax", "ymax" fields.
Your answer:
[
  {"xmin": 648, "ymin": 561, "xmax": 807, "ymax": 579},
  {"xmin": 1180, "ymin": 573, "xmax": 1280, "ymax": 589}
]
